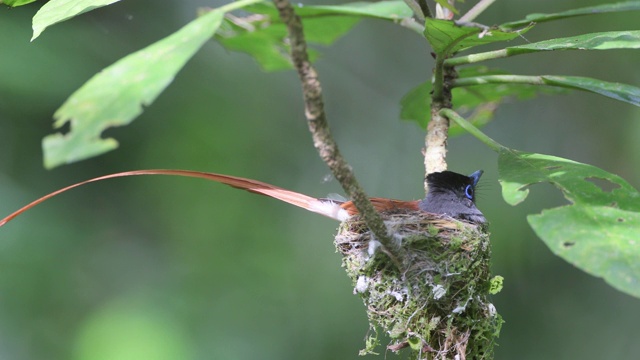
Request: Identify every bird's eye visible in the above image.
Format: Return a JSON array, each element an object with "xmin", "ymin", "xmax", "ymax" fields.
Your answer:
[{"xmin": 464, "ymin": 185, "xmax": 474, "ymax": 200}]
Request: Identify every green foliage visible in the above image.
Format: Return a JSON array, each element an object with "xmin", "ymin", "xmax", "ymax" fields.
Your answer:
[
  {"xmin": 539, "ymin": 75, "xmax": 640, "ymax": 106},
  {"xmin": 451, "ymin": 74, "xmax": 640, "ymax": 107},
  {"xmin": 399, "ymin": 4, "xmax": 640, "ymax": 144},
  {"xmin": 444, "ymin": 109, "xmax": 640, "ymax": 299},
  {"xmin": 31, "ymin": 0, "xmax": 123, "ymax": 41},
  {"xmin": 423, "ymin": 19, "xmax": 532, "ymax": 55},
  {"xmin": 216, "ymin": 1, "xmax": 413, "ymax": 71},
  {"xmin": 401, "ymin": 66, "xmax": 564, "ymax": 129},
  {"xmin": 41, "ymin": 0, "xmax": 260, "ymax": 168},
  {"xmin": 5, "ymin": 0, "xmax": 640, "ymax": 323},
  {"xmin": 489, "ymin": 276, "xmax": 503, "ymax": 295},
  {"xmin": 1, "ymin": 0, "xmax": 37, "ymax": 6},
  {"xmin": 501, "ymin": 150, "xmax": 640, "ymax": 299},
  {"xmin": 506, "ymin": 31, "xmax": 640, "ymax": 54},
  {"xmin": 4, "ymin": 1, "xmax": 640, "ymax": 359},
  {"xmin": 501, "ymin": 1, "xmax": 640, "ymax": 28}
]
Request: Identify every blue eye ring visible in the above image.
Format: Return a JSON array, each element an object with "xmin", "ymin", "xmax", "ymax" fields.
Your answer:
[{"xmin": 464, "ymin": 184, "xmax": 474, "ymax": 200}]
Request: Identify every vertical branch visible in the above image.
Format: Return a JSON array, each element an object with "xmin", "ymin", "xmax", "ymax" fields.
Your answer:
[
  {"xmin": 416, "ymin": 0, "xmax": 433, "ymax": 18},
  {"xmin": 424, "ymin": 53, "xmax": 453, "ymax": 192},
  {"xmin": 273, "ymin": 0, "xmax": 402, "ymax": 266}
]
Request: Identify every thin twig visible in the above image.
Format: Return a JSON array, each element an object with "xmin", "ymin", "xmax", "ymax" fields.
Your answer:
[
  {"xmin": 272, "ymin": 0, "xmax": 402, "ymax": 268},
  {"xmin": 459, "ymin": 0, "xmax": 496, "ymax": 23},
  {"xmin": 445, "ymin": 48, "xmax": 508, "ymax": 67}
]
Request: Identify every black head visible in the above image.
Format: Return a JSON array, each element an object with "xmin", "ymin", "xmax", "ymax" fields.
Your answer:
[{"xmin": 418, "ymin": 170, "xmax": 486, "ymax": 224}]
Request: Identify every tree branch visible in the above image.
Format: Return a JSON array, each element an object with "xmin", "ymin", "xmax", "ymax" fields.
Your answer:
[
  {"xmin": 423, "ymin": 53, "xmax": 454, "ymax": 192},
  {"xmin": 272, "ymin": 0, "xmax": 402, "ymax": 267}
]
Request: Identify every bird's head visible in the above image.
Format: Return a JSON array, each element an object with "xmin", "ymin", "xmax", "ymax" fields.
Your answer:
[{"xmin": 419, "ymin": 170, "xmax": 486, "ymax": 224}]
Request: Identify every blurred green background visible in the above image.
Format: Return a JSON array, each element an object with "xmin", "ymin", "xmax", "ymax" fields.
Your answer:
[{"xmin": 1, "ymin": 1, "xmax": 640, "ymax": 359}]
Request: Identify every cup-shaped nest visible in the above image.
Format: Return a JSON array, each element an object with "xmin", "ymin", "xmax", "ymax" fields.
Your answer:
[{"xmin": 335, "ymin": 210, "xmax": 502, "ymax": 360}]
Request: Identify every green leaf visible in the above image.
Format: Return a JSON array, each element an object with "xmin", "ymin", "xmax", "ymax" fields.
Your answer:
[
  {"xmin": 498, "ymin": 149, "xmax": 640, "ymax": 298},
  {"xmin": 41, "ymin": 3, "xmax": 257, "ymax": 168},
  {"xmin": 502, "ymin": 1, "xmax": 640, "ymax": 28},
  {"xmin": 453, "ymin": 74, "xmax": 640, "ymax": 107},
  {"xmin": 401, "ymin": 67, "xmax": 562, "ymax": 130},
  {"xmin": 444, "ymin": 111, "xmax": 640, "ymax": 298},
  {"xmin": 2, "ymin": 0, "xmax": 38, "ymax": 6},
  {"xmin": 424, "ymin": 19, "xmax": 532, "ymax": 55},
  {"xmin": 446, "ymin": 31, "xmax": 640, "ymax": 66},
  {"xmin": 506, "ymin": 31, "xmax": 640, "ymax": 55},
  {"xmin": 216, "ymin": 9, "xmax": 356, "ymax": 71},
  {"xmin": 401, "ymin": 81, "xmax": 502, "ymax": 132},
  {"xmin": 32, "ymin": 0, "xmax": 123, "ymax": 41},
  {"xmin": 541, "ymin": 76, "xmax": 640, "ymax": 107},
  {"xmin": 216, "ymin": 1, "xmax": 412, "ymax": 71},
  {"xmin": 292, "ymin": 0, "xmax": 413, "ymax": 19}
]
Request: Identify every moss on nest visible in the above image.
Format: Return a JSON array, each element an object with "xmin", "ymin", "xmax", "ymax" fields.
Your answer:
[{"xmin": 335, "ymin": 210, "xmax": 502, "ymax": 359}]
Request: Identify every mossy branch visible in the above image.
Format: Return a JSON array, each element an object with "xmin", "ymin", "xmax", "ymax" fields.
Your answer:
[
  {"xmin": 272, "ymin": 0, "xmax": 401, "ymax": 267},
  {"xmin": 424, "ymin": 53, "xmax": 455, "ymax": 192}
]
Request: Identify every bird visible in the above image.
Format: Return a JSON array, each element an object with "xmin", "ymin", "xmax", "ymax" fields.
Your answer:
[{"xmin": 0, "ymin": 169, "xmax": 486, "ymax": 227}]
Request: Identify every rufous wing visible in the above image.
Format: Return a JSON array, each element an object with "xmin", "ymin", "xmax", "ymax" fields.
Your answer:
[{"xmin": 338, "ymin": 198, "xmax": 421, "ymax": 217}]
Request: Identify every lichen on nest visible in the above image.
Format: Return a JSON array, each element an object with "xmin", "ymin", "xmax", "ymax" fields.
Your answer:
[{"xmin": 335, "ymin": 210, "xmax": 503, "ymax": 360}]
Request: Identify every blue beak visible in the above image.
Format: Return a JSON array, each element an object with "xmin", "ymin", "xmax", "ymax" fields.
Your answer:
[{"xmin": 468, "ymin": 170, "xmax": 484, "ymax": 187}]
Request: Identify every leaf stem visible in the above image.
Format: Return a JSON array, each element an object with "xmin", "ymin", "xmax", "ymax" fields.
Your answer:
[
  {"xmin": 439, "ymin": 109, "xmax": 504, "ymax": 152},
  {"xmin": 445, "ymin": 48, "xmax": 508, "ymax": 67},
  {"xmin": 453, "ymin": 75, "xmax": 545, "ymax": 87}
]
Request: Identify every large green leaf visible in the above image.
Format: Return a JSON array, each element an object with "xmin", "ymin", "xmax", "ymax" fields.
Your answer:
[
  {"xmin": 32, "ymin": 0, "xmax": 123, "ymax": 41},
  {"xmin": 502, "ymin": 1, "xmax": 640, "ymax": 28},
  {"xmin": 424, "ymin": 19, "xmax": 532, "ymax": 55},
  {"xmin": 444, "ymin": 110, "xmax": 640, "ymax": 299},
  {"xmin": 506, "ymin": 31, "xmax": 640, "ymax": 55},
  {"xmin": 42, "ymin": 0, "xmax": 262, "ymax": 168},
  {"xmin": 446, "ymin": 31, "xmax": 640, "ymax": 67},
  {"xmin": 216, "ymin": 1, "xmax": 412, "ymax": 71},
  {"xmin": 499, "ymin": 150, "xmax": 640, "ymax": 299}
]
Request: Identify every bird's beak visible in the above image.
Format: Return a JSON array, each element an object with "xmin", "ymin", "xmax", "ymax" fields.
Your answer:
[{"xmin": 468, "ymin": 170, "xmax": 484, "ymax": 187}]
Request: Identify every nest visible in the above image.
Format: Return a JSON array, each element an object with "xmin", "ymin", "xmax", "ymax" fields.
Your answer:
[{"xmin": 335, "ymin": 210, "xmax": 503, "ymax": 360}]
